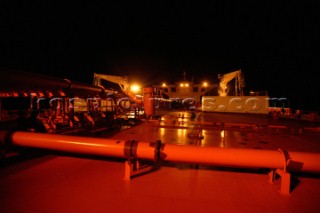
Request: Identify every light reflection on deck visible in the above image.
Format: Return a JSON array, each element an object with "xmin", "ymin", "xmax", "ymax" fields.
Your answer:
[
  {"xmin": 1, "ymin": 110, "xmax": 320, "ymax": 213},
  {"xmin": 101, "ymin": 111, "xmax": 320, "ymax": 153}
]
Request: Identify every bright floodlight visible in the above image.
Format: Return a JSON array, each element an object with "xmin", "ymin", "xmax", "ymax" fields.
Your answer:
[
  {"xmin": 130, "ymin": 84, "xmax": 141, "ymax": 93},
  {"xmin": 203, "ymin": 82, "xmax": 208, "ymax": 87}
]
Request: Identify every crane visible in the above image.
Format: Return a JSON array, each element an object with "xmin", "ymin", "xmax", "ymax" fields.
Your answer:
[
  {"xmin": 218, "ymin": 69, "xmax": 244, "ymax": 96},
  {"xmin": 93, "ymin": 72, "xmax": 159, "ymax": 119},
  {"xmin": 93, "ymin": 73, "xmax": 130, "ymax": 92},
  {"xmin": 93, "ymin": 73, "xmax": 143, "ymax": 104}
]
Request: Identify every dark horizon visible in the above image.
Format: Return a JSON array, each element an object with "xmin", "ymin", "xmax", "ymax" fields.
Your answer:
[{"xmin": 1, "ymin": 2, "xmax": 319, "ymax": 111}]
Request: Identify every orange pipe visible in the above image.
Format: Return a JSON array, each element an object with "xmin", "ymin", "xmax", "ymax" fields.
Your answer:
[
  {"xmin": 4, "ymin": 131, "xmax": 320, "ymax": 173},
  {"xmin": 143, "ymin": 87, "xmax": 154, "ymax": 116},
  {"xmin": 136, "ymin": 141, "xmax": 158, "ymax": 160},
  {"xmin": 10, "ymin": 132, "xmax": 127, "ymax": 158},
  {"xmin": 161, "ymin": 145, "xmax": 320, "ymax": 173},
  {"xmin": 162, "ymin": 144, "xmax": 285, "ymax": 169},
  {"xmin": 288, "ymin": 152, "xmax": 320, "ymax": 172}
]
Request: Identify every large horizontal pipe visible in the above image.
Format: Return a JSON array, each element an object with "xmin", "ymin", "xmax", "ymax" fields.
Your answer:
[
  {"xmin": 0, "ymin": 68, "xmax": 106, "ymax": 96},
  {"xmin": 6, "ymin": 131, "xmax": 127, "ymax": 158},
  {"xmin": 2, "ymin": 131, "xmax": 320, "ymax": 173},
  {"xmin": 162, "ymin": 144, "xmax": 285, "ymax": 169},
  {"xmin": 0, "ymin": 68, "xmax": 69, "ymax": 91},
  {"xmin": 66, "ymin": 80, "xmax": 105, "ymax": 95},
  {"xmin": 162, "ymin": 145, "xmax": 319, "ymax": 173}
]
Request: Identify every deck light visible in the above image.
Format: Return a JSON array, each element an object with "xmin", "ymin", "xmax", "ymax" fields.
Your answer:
[{"xmin": 130, "ymin": 84, "xmax": 141, "ymax": 93}]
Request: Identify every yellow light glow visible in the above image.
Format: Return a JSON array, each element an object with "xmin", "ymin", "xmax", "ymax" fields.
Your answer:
[
  {"xmin": 160, "ymin": 127, "xmax": 165, "ymax": 136},
  {"xmin": 185, "ymin": 83, "xmax": 189, "ymax": 87},
  {"xmin": 220, "ymin": 130, "xmax": 225, "ymax": 138},
  {"xmin": 177, "ymin": 128, "xmax": 187, "ymax": 137},
  {"xmin": 180, "ymin": 83, "xmax": 184, "ymax": 87},
  {"xmin": 203, "ymin": 82, "xmax": 208, "ymax": 87},
  {"xmin": 219, "ymin": 130, "xmax": 226, "ymax": 148},
  {"xmin": 130, "ymin": 84, "xmax": 141, "ymax": 93},
  {"xmin": 162, "ymin": 83, "xmax": 167, "ymax": 87}
]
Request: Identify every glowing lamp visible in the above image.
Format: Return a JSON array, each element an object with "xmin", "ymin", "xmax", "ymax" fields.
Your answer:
[{"xmin": 130, "ymin": 84, "xmax": 141, "ymax": 93}]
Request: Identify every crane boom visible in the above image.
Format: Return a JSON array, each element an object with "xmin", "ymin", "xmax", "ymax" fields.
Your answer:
[
  {"xmin": 93, "ymin": 73, "xmax": 130, "ymax": 92},
  {"xmin": 93, "ymin": 73, "xmax": 143, "ymax": 104},
  {"xmin": 218, "ymin": 70, "xmax": 243, "ymax": 96}
]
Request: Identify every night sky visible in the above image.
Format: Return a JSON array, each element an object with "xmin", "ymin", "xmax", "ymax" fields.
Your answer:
[{"xmin": 0, "ymin": 2, "xmax": 319, "ymax": 110}]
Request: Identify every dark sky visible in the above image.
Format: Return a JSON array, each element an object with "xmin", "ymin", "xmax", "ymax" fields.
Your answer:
[{"xmin": 0, "ymin": 2, "xmax": 319, "ymax": 110}]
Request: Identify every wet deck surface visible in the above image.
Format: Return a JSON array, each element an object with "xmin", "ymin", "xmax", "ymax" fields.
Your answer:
[{"xmin": 1, "ymin": 111, "xmax": 320, "ymax": 213}]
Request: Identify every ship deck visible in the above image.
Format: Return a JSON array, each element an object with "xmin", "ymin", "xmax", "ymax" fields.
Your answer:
[{"xmin": 1, "ymin": 111, "xmax": 320, "ymax": 213}]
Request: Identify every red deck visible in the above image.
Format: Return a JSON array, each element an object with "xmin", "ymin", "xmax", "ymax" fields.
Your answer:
[{"xmin": 1, "ymin": 111, "xmax": 320, "ymax": 213}]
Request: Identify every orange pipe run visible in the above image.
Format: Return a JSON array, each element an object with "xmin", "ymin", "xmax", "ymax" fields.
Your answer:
[
  {"xmin": 162, "ymin": 144, "xmax": 285, "ymax": 169},
  {"xmin": 6, "ymin": 131, "xmax": 320, "ymax": 173},
  {"xmin": 161, "ymin": 145, "xmax": 320, "ymax": 173},
  {"xmin": 288, "ymin": 152, "xmax": 320, "ymax": 172},
  {"xmin": 143, "ymin": 87, "xmax": 155, "ymax": 116},
  {"xmin": 10, "ymin": 132, "xmax": 127, "ymax": 158},
  {"xmin": 136, "ymin": 142, "xmax": 158, "ymax": 159}
]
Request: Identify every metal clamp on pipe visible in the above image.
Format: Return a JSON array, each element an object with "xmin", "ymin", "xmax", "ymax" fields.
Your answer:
[
  {"xmin": 150, "ymin": 140, "xmax": 163, "ymax": 162},
  {"xmin": 268, "ymin": 149, "xmax": 292, "ymax": 195},
  {"xmin": 124, "ymin": 140, "xmax": 138, "ymax": 160},
  {"xmin": 278, "ymin": 148, "xmax": 291, "ymax": 172}
]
